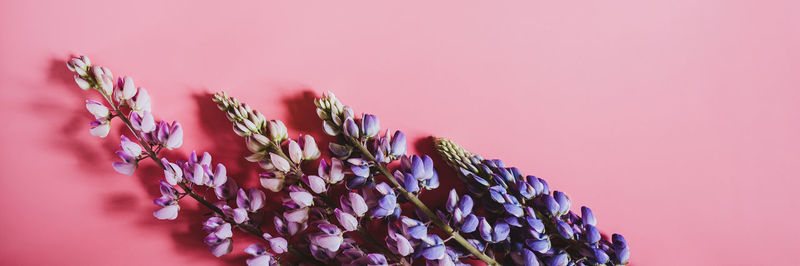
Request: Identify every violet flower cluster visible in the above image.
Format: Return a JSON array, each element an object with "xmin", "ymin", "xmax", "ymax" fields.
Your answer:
[
  {"xmin": 435, "ymin": 138, "xmax": 631, "ymax": 265},
  {"xmin": 69, "ymin": 55, "xmax": 630, "ymax": 266}
]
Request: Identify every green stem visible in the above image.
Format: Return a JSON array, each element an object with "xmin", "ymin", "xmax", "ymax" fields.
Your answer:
[{"xmin": 347, "ymin": 136, "xmax": 499, "ymax": 266}]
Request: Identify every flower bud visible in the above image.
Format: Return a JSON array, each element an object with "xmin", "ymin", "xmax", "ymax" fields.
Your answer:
[
  {"xmin": 85, "ymin": 100, "xmax": 109, "ymax": 118},
  {"xmin": 343, "ymin": 118, "xmax": 359, "ymax": 138},
  {"xmin": 269, "ymin": 153, "xmax": 291, "ymax": 172},
  {"xmin": 288, "ymin": 140, "xmax": 302, "ymax": 164},
  {"xmin": 119, "ymin": 76, "xmax": 137, "ymax": 100},
  {"xmin": 74, "ymin": 75, "xmax": 91, "ymax": 90},
  {"xmin": 302, "ymin": 135, "xmax": 321, "ymax": 160},
  {"xmin": 361, "ymin": 114, "xmax": 380, "ymax": 138},
  {"xmin": 334, "ymin": 209, "xmax": 358, "ymax": 232},
  {"xmin": 267, "ymin": 120, "xmax": 288, "ymax": 143}
]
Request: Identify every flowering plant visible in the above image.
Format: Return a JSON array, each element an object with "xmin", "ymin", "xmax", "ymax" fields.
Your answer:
[{"xmin": 67, "ymin": 55, "xmax": 630, "ymax": 266}]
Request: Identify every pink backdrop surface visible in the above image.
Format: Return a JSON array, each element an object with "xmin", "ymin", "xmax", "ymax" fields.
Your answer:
[{"xmin": 1, "ymin": 1, "xmax": 799, "ymax": 265}]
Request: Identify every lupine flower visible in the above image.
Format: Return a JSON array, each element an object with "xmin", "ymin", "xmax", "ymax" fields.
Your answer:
[
  {"xmin": 269, "ymin": 152, "xmax": 291, "ymax": 172},
  {"xmin": 267, "ymin": 120, "xmax": 288, "ymax": 143},
  {"xmin": 386, "ymin": 225, "xmax": 414, "ymax": 256},
  {"xmin": 151, "ymin": 120, "xmax": 183, "ymax": 150},
  {"xmin": 351, "ymin": 253, "xmax": 389, "ymax": 265},
  {"xmin": 130, "ymin": 87, "xmax": 151, "ymax": 113},
  {"xmin": 340, "ymin": 192, "xmax": 368, "ymax": 217},
  {"xmin": 478, "ymin": 217, "xmax": 510, "ymax": 243},
  {"xmin": 311, "ymin": 223, "xmax": 345, "ymax": 252},
  {"xmin": 287, "ymin": 186, "xmax": 313, "ymax": 208},
  {"xmin": 118, "ymin": 76, "xmax": 137, "ymax": 101},
  {"xmin": 130, "ymin": 110, "xmax": 156, "ymax": 133},
  {"xmin": 214, "ymin": 177, "xmax": 239, "ymax": 200},
  {"xmin": 161, "ymin": 158, "xmax": 184, "ymax": 185},
  {"xmin": 237, "ymin": 188, "xmax": 266, "ymax": 212},
  {"xmin": 371, "ymin": 183, "xmax": 399, "ymax": 218},
  {"xmin": 581, "ymin": 206, "xmax": 597, "ymax": 227},
  {"xmin": 343, "ymin": 118, "xmax": 359, "ymax": 138},
  {"xmin": 300, "ymin": 134, "xmax": 321, "ymax": 160},
  {"xmin": 288, "ymin": 140, "xmax": 303, "ymax": 164},
  {"xmin": 244, "ymin": 244, "xmax": 273, "ymax": 266},
  {"xmin": 203, "ymin": 217, "xmax": 233, "ymax": 257},
  {"xmin": 361, "ymin": 114, "xmax": 380, "ymax": 138},
  {"xmin": 612, "ymin": 234, "xmax": 631, "ymax": 264},
  {"xmin": 259, "ymin": 172, "xmax": 285, "ymax": 192},
  {"xmin": 92, "ymin": 65, "xmax": 114, "ymax": 96},
  {"xmin": 417, "ymin": 234, "xmax": 446, "ymax": 260},
  {"xmin": 334, "ymin": 208, "xmax": 359, "ymax": 232},
  {"xmin": 303, "ymin": 174, "xmax": 328, "ymax": 194},
  {"xmin": 436, "ymin": 138, "xmax": 631, "ymax": 265},
  {"xmin": 112, "ymin": 135, "xmax": 141, "ymax": 176},
  {"xmin": 264, "ymin": 234, "xmax": 288, "ymax": 254},
  {"xmin": 85, "ymin": 100, "xmax": 109, "ymax": 119},
  {"xmin": 88, "ymin": 119, "xmax": 111, "ymax": 138},
  {"xmin": 153, "ymin": 181, "xmax": 180, "ymax": 220}
]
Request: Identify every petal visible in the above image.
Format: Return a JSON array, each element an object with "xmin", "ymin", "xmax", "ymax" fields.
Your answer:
[
  {"xmin": 302, "ymin": 135, "xmax": 320, "ymax": 160},
  {"xmin": 209, "ymin": 238, "xmax": 233, "ymax": 257},
  {"xmin": 215, "ymin": 223, "xmax": 233, "ymax": 238},
  {"xmin": 334, "ymin": 209, "xmax": 358, "ymax": 232},
  {"xmin": 233, "ymin": 208, "xmax": 249, "ymax": 224},
  {"xmin": 212, "ymin": 164, "xmax": 227, "ymax": 187},
  {"xmin": 269, "ymin": 153, "xmax": 291, "ymax": 172},
  {"xmin": 153, "ymin": 205, "xmax": 179, "ymax": 220},
  {"xmin": 306, "ymin": 175, "xmax": 327, "ymax": 194},
  {"xmin": 165, "ymin": 122, "xmax": 183, "ymax": 149},
  {"xmin": 290, "ymin": 191, "xmax": 314, "ymax": 208},
  {"xmin": 248, "ymin": 188, "xmax": 266, "ymax": 211},
  {"xmin": 288, "ymin": 140, "xmax": 302, "ymax": 164},
  {"xmin": 349, "ymin": 192, "xmax": 368, "ymax": 217},
  {"xmin": 260, "ymin": 177, "xmax": 284, "ymax": 192},
  {"xmin": 89, "ymin": 122, "xmax": 110, "ymax": 138},
  {"xmin": 268, "ymin": 237, "xmax": 288, "ymax": 254},
  {"xmin": 121, "ymin": 76, "xmax": 137, "ymax": 100},
  {"xmin": 112, "ymin": 161, "xmax": 137, "ymax": 176},
  {"xmin": 314, "ymin": 234, "xmax": 343, "ymax": 252}
]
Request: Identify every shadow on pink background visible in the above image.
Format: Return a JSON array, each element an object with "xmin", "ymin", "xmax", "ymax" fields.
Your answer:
[{"xmin": 1, "ymin": 1, "xmax": 799, "ymax": 265}]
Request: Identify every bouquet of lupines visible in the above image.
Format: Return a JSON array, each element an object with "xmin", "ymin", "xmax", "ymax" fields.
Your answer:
[{"xmin": 67, "ymin": 55, "xmax": 630, "ymax": 266}]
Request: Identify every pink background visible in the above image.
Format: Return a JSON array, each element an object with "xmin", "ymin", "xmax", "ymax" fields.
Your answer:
[{"xmin": 1, "ymin": 1, "xmax": 799, "ymax": 265}]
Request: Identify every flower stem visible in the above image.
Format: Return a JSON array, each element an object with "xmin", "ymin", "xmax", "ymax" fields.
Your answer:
[{"xmin": 346, "ymin": 136, "xmax": 500, "ymax": 266}]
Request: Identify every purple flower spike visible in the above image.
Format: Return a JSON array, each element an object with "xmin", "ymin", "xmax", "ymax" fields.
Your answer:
[{"xmin": 361, "ymin": 114, "xmax": 380, "ymax": 138}]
